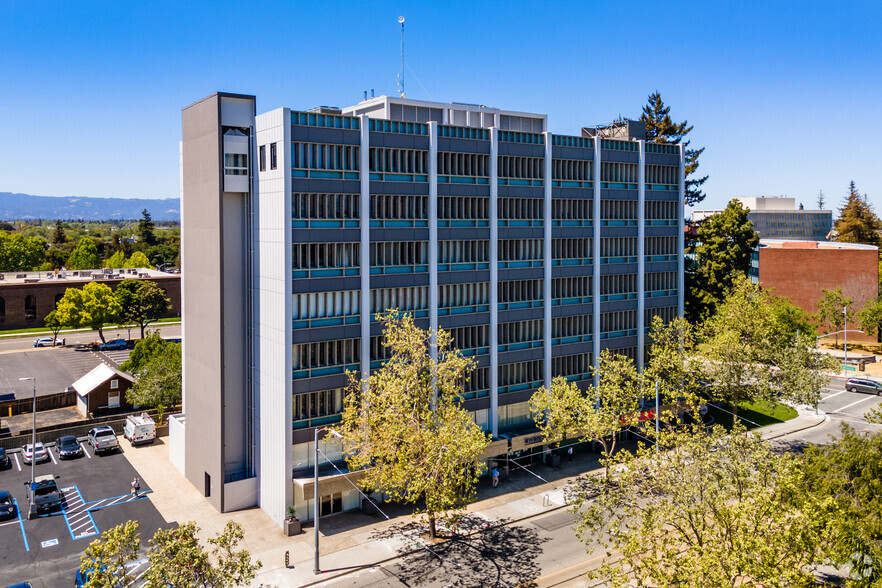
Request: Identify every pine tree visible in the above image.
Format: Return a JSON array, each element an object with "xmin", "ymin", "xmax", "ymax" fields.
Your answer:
[
  {"xmin": 817, "ymin": 190, "xmax": 825, "ymax": 210},
  {"xmin": 640, "ymin": 92, "xmax": 707, "ymax": 206},
  {"xmin": 52, "ymin": 220, "xmax": 66, "ymax": 245},
  {"xmin": 136, "ymin": 209, "xmax": 157, "ymax": 247},
  {"xmin": 834, "ymin": 181, "xmax": 882, "ymax": 247}
]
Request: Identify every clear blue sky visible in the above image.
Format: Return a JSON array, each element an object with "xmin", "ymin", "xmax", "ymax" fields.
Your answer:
[{"xmin": 2, "ymin": 0, "xmax": 880, "ymax": 212}]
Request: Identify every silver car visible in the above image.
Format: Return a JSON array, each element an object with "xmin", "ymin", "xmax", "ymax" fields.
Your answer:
[
  {"xmin": 22, "ymin": 442, "xmax": 48, "ymax": 464},
  {"xmin": 846, "ymin": 378, "xmax": 882, "ymax": 396}
]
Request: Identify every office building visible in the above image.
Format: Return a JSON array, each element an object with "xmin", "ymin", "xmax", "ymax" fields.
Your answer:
[
  {"xmin": 693, "ymin": 196, "xmax": 832, "ymax": 241},
  {"xmin": 177, "ymin": 92, "xmax": 684, "ymax": 527}
]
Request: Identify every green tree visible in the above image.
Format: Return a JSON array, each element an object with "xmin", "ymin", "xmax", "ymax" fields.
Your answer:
[
  {"xmin": 569, "ymin": 423, "xmax": 823, "ymax": 587},
  {"xmin": 689, "ymin": 199, "xmax": 759, "ymax": 320},
  {"xmin": 43, "ymin": 309, "xmax": 64, "ymax": 344},
  {"xmin": 798, "ymin": 425, "xmax": 882, "ymax": 586},
  {"xmin": 54, "ymin": 282, "xmax": 121, "ymax": 343},
  {"xmin": 859, "ymin": 295, "xmax": 882, "ymax": 340},
  {"xmin": 0, "ymin": 231, "xmax": 47, "ymax": 271},
  {"xmin": 817, "ymin": 287, "xmax": 855, "ymax": 348},
  {"xmin": 45, "ymin": 247, "xmax": 69, "ymax": 270},
  {"xmin": 125, "ymin": 341, "xmax": 181, "ymax": 422},
  {"xmin": 771, "ymin": 295, "xmax": 818, "ymax": 345},
  {"xmin": 121, "ymin": 333, "xmax": 174, "ymax": 374},
  {"xmin": 52, "ymin": 220, "xmax": 66, "ymax": 245},
  {"xmin": 817, "ymin": 189, "xmax": 826, "ymax": 210},
  {"xmin": 124, "ymin": 250, "xmax": 153, "ymax": 269},
  {"xmin": 67, "ymin": 237, "xmax": 101, "ymax": 270},
  {"xmin": 834, "ymin": 181, "xmax": 882, "ymax": 247},
  {"xmin": 137, "ymin": 209, "xmax": 157, "ymax": 247},
  {"xmin": 339, "ymin": 311, "xmax": 490, "ymax": 538},
  {"xmin": 531, "ymin": 350, "xmax": 644, "ymax": 480},
  {"xmin": 640, "ymin": 91, "xmax": 707, "ymax": 206},
  {"xmin": 143, "ymin": 521, "xmax": 261, "ymax": 588},
  {"xmin": 79, "ymin": 520, "xmax": 140, "ymax": 588},
  {"xmin": 104, "ymin": 250, "xmax": 126, "ymax": 269},
  {"xmin": 115, "ymin": 280, "xmax": 171, "ymax": 339}
]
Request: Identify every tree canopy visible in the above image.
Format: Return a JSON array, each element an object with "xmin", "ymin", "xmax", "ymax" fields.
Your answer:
[
  {"xmin": 137, "ymin": 209, "xmax": 157, "ymax": 247},
  {"xmin": 115, "ymin": 279, "xmax": 170, "ymax": 339},
  {"xmin": 834, "ymin": 181, "xmax": 882, "ymax": 247},
  {"xmin": 640, "ymin": 91, "xmax": 707, "ymax": 206},
  {"xmin": 0, "ymin": 231, "xmax": 46, "ymax": 271},
  {"xmin": 817, "ymin": 287, "xmax": 855, "ymax": 347},
  {"xmin": 340, "ymin": 311, "xmax": 490, "ymax": 537},
  {"xmin": 67, "ymin": 236, "xmax": 101, "ymax": 270},
  {"xmin": 688, "ymin": 199, "xmax": 759, "ymax": 320},
  {"xmin": 54, "ymin": 282, "xmax": 121, "ymax": 343},
  {"xmin": 124, "ymin": 338, "xmax": 181, "ymax": 422}
]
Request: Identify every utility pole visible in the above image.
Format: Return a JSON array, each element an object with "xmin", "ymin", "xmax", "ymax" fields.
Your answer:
[{"xmin": 19, "ymin": 377, "xmax": 36, "ymax": 519}]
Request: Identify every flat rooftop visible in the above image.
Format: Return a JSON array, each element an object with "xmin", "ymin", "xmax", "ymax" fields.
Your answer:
[
  {"xmin": 759, "ymin": 239, "xmax": 878, "ymax": 251},
  {"xmin": 0, "ymin": 267, "xmax": 177, "ymax": 286}
]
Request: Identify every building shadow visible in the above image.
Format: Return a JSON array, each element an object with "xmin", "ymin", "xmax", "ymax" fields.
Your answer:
[{"xmin": 369, "ymin": 515, "xmax": 548, "ymax": 588}]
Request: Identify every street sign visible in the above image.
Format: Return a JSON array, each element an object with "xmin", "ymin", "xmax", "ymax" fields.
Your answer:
[{"xmin": 843, "ymin": 365, "xmax": 856, "ymax": 371}]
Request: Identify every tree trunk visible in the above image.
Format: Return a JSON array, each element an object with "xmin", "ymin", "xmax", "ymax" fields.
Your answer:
[
  {"xmin": 428, "ymin": 515, "xmax": 437, "ymax": 538},
  {"xmin": 139, "ymin": 323, "xmax": 145, "ymax": 340},
  {"xmin": 97, "ymin": 328, "xmax": 106, "ymax": 344}
]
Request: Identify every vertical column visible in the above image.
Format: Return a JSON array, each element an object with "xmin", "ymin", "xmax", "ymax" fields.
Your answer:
[
  {"xmin": 677, "ymin": 144, "xmax": 686, "ymax": 319},
  {"xmin": 592, "ymin": 138, "xmax": 602, "ymax": 386},
  {"xmin": 489, "ymin": 127, "xmax": 499, "ymax": 438},
  {"xmin": 428, "ymin": 122, "xmax": 439, "ymax": 361},
  {"xmin": 543, "ymin": 132, "xmax": 553, "ymax": 391},
  {"xmin": 360, "ymin": 116, "xmax": 371, "ymax": 380},
  {"xmin": 637, "ymin": 140, "xmax": 645, "ymax": 371}
]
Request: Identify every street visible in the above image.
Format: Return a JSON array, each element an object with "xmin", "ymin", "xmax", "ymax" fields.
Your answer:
[{"xmin": 0, "ymin": 324, "xmax": 181, "ymax": 353}]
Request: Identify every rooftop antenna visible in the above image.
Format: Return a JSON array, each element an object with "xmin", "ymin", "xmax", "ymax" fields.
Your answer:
[{"xmin": 397, "ymin": 16, "xmax": 405, "ymax": 98}]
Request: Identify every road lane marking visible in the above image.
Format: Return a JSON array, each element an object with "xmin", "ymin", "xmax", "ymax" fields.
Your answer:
[
  {"xmin": 821, "ymin": 390, "xmax": 848, "ymax": 402},
  {"xmin": 833, "ymin": 395, "xmax": 877, "ymax": 414},
  {"xmin": 13, "ymin": 453, "xmax": 21, "ymax": 471},
  {"xmin": 80, "ymin": 443, "xmax": 91, "ymax": 458},
  {"xmin": 13, "ymin": 498, "xmax": 29, "ymax": 552},
  {"xmin": 48, "ymin": 447, "xmax": 57, "ymax": 465}
]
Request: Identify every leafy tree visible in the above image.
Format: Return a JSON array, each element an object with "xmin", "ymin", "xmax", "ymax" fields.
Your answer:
[
  {"xmin": 43, "ymin": 310, "xmax": 64, "ymax": 343},
  {"xmin": 859, "ymin": 295, "xmax": 882, "ymax": 340},
  {"xmin": 817, "ymin": 287, "xmax": 855, "ymax": 347},
  {"xmin": 52, "ymin": 220, "xmax": 66, "ymax": 245},
  {"xmin": 143, "ymin": 521, "xmax": 261, "ymax": 588},
  {"xmin": 125, "ymin": 340, "xmax": 181, "ymax": 422},
  {"xmin": 798, "ymin": 425, "xmax": 882, "ymax": 586},
  {"xmin": 834, "ymin": 181, "xmax": 882, "ymax": 247},
  {"xmin": 0, "ymin": 221, "xmax": 14, "ymax": 231},
  {"xmin": 137, "ymin": 209, "xmax": 157, "ymax": 247},
  {"xmin": 698, "ymin": 276, "xmax": 833, "ymax": 420},
  {"xmin": 121, "ymin": 333, "xmax": 174, "ymax": 374},
  {"xmin": 124, "ymin": 250, "xmax": 153, "ymax": 269},
  {"xmin": 115, "ymin": 280, "xmax": 170, "ymax": 339},
  {"xmin": 531, "ymin": 350, "xmax": 644, "ymax": 480},
  {"xmin": 688, "ymin": 199, "xmax": 759, "ymax": 320},
  {"xmin": 104, "ymin": 250, "xmax": 126, "ymax": 269},
  {"xmin": 45, "ymin": 247, "xmax": 69, "ymax": 270},
  {"xmin": 79, "ymin": 520, "xmax": 140, "ymax": 588},
  {"xmin": 54, "ymin": 282, "xmax": 121, "ymax": 343},
  {"xmin": 340, "ymin": 311, "xmax": 489, "ymax": 538},
  {"xmin": 67, "ymin": 237, "xmax": 101, "ymax": 270},
  {"xmin": 771, "ymin": 295, "xmax": 818, "ymax": 345},
  {"xmin": 640, "ymin": 91, "xmax": 707, "ymax": 206},
  {"xmin": 0, "ymin": 231, "xmax": 47, "ymax": 271},
  {"xmin": 569, "ymin": 423, "xmax": 823, "ymax": 587}
]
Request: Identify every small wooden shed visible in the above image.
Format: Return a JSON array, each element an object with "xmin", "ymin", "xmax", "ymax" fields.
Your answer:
[{"xmin": 73, "ymin": 364, "xmax": 135, "ymax": 417}]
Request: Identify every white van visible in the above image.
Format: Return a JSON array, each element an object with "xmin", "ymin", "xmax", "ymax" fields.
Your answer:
[{"xmin": 124, "ymin": 413, "xmax": 156, "ymax": 446}]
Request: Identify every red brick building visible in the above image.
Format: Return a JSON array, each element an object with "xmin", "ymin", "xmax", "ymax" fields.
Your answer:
[
  {"xmin": 756, "ymin": 240, "xmax": 879, "ymax": 339},
  {"xmin": 0, "ymin": 268, "xmax": 180, "ymax": 330}
]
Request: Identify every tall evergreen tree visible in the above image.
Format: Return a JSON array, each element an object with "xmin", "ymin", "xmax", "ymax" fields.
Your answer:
[
  {"xmin": 834, "ymin": 181, "xmax": 882, "ymax": 247},
  {"xmin": 52, "ymin": 220, "xmax": 66, "ymax": 245},
  {"xmin": 136, "ymin": 209, "xmax": 157, "ymax": 247},
  {"xmin": 817, "ymin": 190, "xmax": 825, "ymax": 210},
  {"xmin": 640, "ymin": 92, "xmax": 708, "ymax": 206}
]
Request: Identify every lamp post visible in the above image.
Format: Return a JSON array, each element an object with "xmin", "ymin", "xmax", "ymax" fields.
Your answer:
[
  {"xmin": 19, "ymin": 377, "xmax": 36, "ymax": 519},
  {"xmin": 843, "ymin": 307, "xmax": 849, "ymax": 377},
  {"xmin": 314, "ymin": 426, "xmax": 342, "ymax": 575}
]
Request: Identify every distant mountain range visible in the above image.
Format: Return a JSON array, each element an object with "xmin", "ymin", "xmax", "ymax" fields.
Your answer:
[{"xmin": 0, "ymin": 192, "xmax": 180, "ymax": 222}]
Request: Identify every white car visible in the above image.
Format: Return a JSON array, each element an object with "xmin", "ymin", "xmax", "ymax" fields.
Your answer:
[
  {"xmin": 33, "ymin": 337, "xmax": 64, "ymax": 347},
  {"xmin": 22, "ymin": 442, "xmax": 49, "ymax": 464}
]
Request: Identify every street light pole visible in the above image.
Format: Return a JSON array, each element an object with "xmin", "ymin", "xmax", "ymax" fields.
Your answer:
[
  {"xmin": 844, "ymin": 307, "xmax": 848, "ymax": 377},
  {"xmin": 19, "ymin": 377, "xmax": 36, "ymax": 519},
  {"xmin": 314, "ymin": 427, "xmax": 343, "ymax": 575}
]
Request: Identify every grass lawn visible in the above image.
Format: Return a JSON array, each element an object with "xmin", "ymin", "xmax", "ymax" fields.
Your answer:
[{"xmin": 707, "ymin": 400, "xmax": 797, "ymax": 430}]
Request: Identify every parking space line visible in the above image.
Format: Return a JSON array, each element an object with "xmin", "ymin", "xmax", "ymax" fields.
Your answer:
[
  {"xmin": 13, "ymin": 498, "xmax": 29, "ymax": 552},
  {"xmin": 0, "ymin": 519, "xmax": 20, "ymax": 527},
  {"xmin": 833, "ymin": 395, "xmax": 876, "ymax": 414},
  {"xmin": 80, "ymin": 442, "xmax": 91, "ymax": 458},
  {"xmin": 48, "ymin": 447, "xmax": 58, "ymax": 465},
  {"xmin": 13, "ymin": 453, "xmax": 21, "ymax": 471},
  {"xmin": 822, "ymin": 390, "xmax": 848, "ymax": 402}
]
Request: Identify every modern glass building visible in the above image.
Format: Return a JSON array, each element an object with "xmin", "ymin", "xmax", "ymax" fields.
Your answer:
[
  {"xmin": 178, "ymin": 93, "xmax": 684, "ymax": 527},
  {"xmin": 693, "ymin": 196, "xmax": 833, "ymax": 241}
]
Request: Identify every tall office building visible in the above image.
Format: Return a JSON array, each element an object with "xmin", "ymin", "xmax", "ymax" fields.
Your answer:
[
  {"xmin": 178, "ymin": 93, "xmax": 684, "ymax": 527},
  {"xmin": 693, "ymin": 196, "xmax": 833, "ymax": 241}
]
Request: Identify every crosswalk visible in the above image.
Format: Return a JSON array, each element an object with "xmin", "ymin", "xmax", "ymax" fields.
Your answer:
[{"xmin": 61, "ymin": 485, "xmax": 151, "ymax": 541}]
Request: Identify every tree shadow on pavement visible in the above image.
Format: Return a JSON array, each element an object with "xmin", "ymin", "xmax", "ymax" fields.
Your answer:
[{"xmin": 370, "ymin": 515, "xmax": 548, "ymax": 588}]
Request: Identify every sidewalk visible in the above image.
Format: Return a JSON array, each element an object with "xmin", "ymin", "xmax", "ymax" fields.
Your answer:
[{"xmin": 119, "ymin": 410, "xmax": 829, "ymax": 588}]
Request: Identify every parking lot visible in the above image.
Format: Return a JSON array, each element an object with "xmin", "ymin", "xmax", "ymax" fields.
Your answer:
[{"xmin": 0, "ymin": 437, "xmax": 170, "ymax": 587}]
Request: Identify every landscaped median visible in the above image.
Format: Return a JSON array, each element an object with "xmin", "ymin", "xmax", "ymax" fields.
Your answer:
[{"xmin": 707, "ymin": 399, "xmax": 798, "ymax": 430}]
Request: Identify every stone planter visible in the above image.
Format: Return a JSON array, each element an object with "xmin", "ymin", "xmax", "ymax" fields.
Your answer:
[{"xmin": 284, "ymin": 518, "xmax": 301, "ymax": 536}]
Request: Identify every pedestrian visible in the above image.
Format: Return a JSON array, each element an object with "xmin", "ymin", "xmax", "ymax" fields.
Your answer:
[
  {"xmin": 491, "ymin": 467, "xmax": 499, "ymax": 488},
  {"xmin": 567, "ymin": 446, "xmax": 573, "ymax": 463},
  {"xmin": 131, "ymin": 476, "xmax": 141, "ymax": 497}
]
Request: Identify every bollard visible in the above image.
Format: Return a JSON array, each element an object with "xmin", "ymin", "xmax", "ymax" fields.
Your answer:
[{"xmin": 285, "ymin": 550, "xmax": 290, "ymax": 568}]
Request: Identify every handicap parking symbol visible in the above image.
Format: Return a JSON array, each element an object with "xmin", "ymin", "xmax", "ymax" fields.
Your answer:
[{"xmin": 41, "ymin": 538, "xmax": 59, "ymax": 548}]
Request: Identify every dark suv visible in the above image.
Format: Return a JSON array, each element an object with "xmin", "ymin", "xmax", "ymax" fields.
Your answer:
[{"xmin": 845, "ymin": 378, "xmax": 882, "ymax": 396}]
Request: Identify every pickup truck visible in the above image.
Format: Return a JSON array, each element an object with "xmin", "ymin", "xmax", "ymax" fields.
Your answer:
[
  {"xmin": 88, "ymin": 426, "xmax": 120, "ymax": 454},
  {"xmin": 26, "ymin": 474, "xmax": 62, "ymax": 513}
]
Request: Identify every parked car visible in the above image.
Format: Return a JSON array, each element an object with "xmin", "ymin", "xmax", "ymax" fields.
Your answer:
[
  {"xmin": 124, "ymin": 414, "xmax": 156, "ymax": 446},
  {"xmin": 845, "ymin": 378, "xmax": 882, "ymax": 396},
  {"xmin": 33, "ymin": 337, "xmax": 64, "ymax": 347},
  {"xmin": 0, "ymin": 490, "xmax": 15, "ymax": 520},
  {"xmin": 88, "ymin": 427, "xmax": 119, "ymax": 454},
  {"xmin": 21, "ymin": 443, "xmax": 48, "ymax": 464},
  {"xmin": 98, "ymin": 339, "xmax": 127, "ymax": 351},
  {"xmin": 0, "ymin": 447, "xmax": 9, "ymax": 468},
  {"xmin": 25, "ymin": 474, "xmax": 62, "ymax": 513},
  {"xmin": 55, "ymin": 436, "xmax": 83, "ymax": 459}
]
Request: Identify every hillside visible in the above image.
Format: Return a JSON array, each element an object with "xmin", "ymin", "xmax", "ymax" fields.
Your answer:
[{"xmin": 0, "ymin": 192, "xmax": 180, "ymax": 221}]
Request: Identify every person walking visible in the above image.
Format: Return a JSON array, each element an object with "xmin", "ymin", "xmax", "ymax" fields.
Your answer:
[
  {"xmin": 491, "ymin": 467, "xmax": 499, "ymax": 488},
  {"xmin": 131, "ymin": 476, "xmax": 141, "ymax": 497},
  {"xmin": 567, "ymin": 446, "xmax": 573, "ymax": 463}
]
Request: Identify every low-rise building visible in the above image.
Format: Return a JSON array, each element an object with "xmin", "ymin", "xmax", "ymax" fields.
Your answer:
[
  {"xmin": 693, "ymin": 196, "xmax": 832, "ymax": 241},
  {"xmin": 73, "ymin": 363, "xmax": 136, "ymax": 417}
]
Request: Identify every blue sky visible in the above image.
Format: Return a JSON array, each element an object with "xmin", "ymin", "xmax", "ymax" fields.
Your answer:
[{"xmin": 2, "ymin": 1, "xmax": 880, "ymax": 212}]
